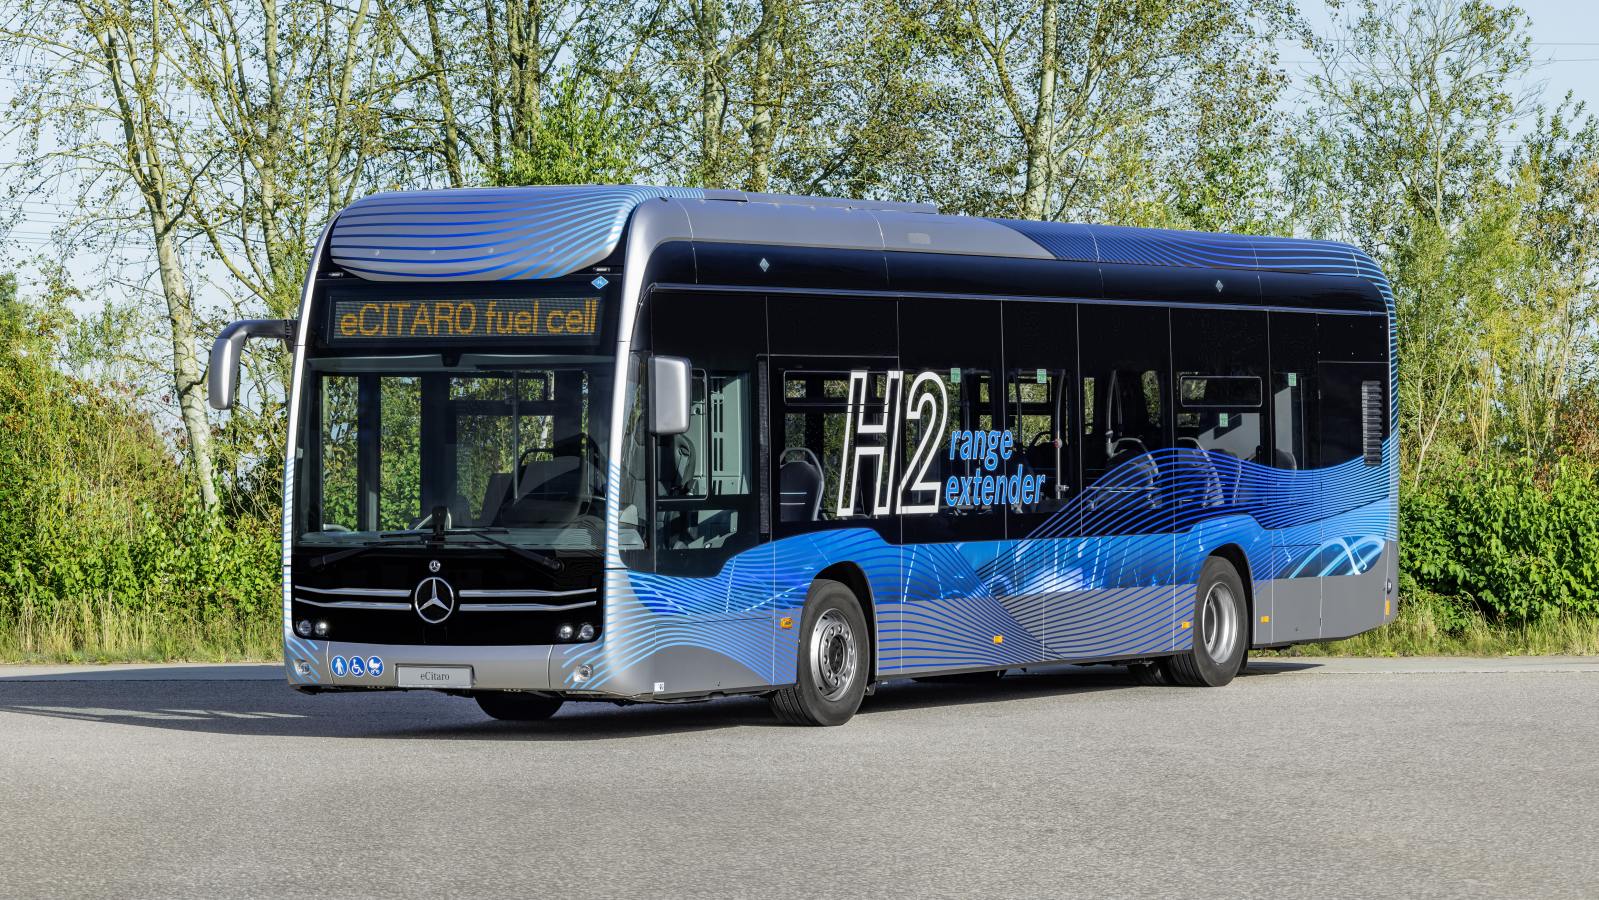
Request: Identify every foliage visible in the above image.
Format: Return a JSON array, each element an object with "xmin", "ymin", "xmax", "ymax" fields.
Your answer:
[
  {"xmin": 1, "ymin": 0, "xmax": 1599, "ymax": 660},
  {"xmin": 0, "ymin": 282, "xmax": 279, "ymax": 659},
  {"xmin": 493, "ymin": 74, "xmax": 640, "ymax": 186},
  {"xmin": 1401, "ymin": 456, "xmax": 1599, "ymax": 627}
]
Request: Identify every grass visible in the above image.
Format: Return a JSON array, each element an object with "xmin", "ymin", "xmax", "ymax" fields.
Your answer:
[
  {"xmin": 1267, "ymin": 589, "xmax": 1599, "ymax": 657},
  {"xmin": 0, "ymin": 595, "xmax": 279, "ymax": 664},
  {"xmin": 1, "ymin": 590, "xmax": 1597, "ymax": 665}
]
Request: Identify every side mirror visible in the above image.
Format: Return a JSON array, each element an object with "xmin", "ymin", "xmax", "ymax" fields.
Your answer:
[
  {"xmin": 649, "ymin": 355, "xmax": 691, "ymax": 435},
  {"xmin": 208, "ymin": 318, "xmax": 292, "ymax": 411}
]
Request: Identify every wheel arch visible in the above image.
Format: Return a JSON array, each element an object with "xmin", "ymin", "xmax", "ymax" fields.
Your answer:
[
  {"xmin": 1207, "ymin": 543, "xmax": 1255, "ymax": 645},
  {"xmin": 816, "ymin": 561, "xmax": 876, "ymax": 681}
]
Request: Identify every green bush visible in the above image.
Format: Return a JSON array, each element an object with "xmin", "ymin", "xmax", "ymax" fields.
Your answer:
[
  {"xmin": 1402, "ymin": 456, "xmax": 1599, "ymax": 626},
  {"xmin": 0, "ymin": 281, "xmax": 279, "ymax": 657}
]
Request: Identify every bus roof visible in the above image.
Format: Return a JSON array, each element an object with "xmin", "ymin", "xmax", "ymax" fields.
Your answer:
[{"xmin": 325, "ymin": 185, "xmax": 1389, "ymax": 296}]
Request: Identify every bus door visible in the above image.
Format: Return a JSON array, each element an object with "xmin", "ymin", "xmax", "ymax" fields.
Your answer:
[
  {"xmin": 1074, "ymin": 304, "xmax": 1178, "ymax": 658},
  {"xmin": 897, "ymin": 297, "xmax": 1023, "ymax": 671},
  {"xmin": 1267, "ymin": 311, "xmax": 1320, "ymax": 643},
  {"xmin": 646, "ymin": 291, "xmax": 771, "ymax": 689},
  {"xmin": 766, "ymin": 291, "xmax": 901, "ymax": 675},
  {"xmin": 1000, "ymin": 299, "xmax": 1079, "ymax": 661},
  {"xmin": 1170, "ymin": 307, "xmax": 1269, "ymax": 644}
]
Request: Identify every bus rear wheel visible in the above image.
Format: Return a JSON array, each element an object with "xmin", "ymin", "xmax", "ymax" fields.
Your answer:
[
  {"xmin": 474, "ymin": 691, "xmax": 564, "ymax": 721},
  {"xmin": 1163, "ymin": 556, "xmax": 1248, "ymax": 687},
  {"xmin": 770, "ymin": 578, "xmax": 870, "ymax": 726}
]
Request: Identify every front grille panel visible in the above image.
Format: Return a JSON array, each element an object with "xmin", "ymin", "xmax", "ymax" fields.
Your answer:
[{"xmin": 290, "ymin": 549, "xmax": 602, "ymax": 646}]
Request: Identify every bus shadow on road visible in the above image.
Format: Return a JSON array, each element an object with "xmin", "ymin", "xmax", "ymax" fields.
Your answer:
[{"xmin": 0, "ymin": 660, "xmax": 1323, "ymax": 741}]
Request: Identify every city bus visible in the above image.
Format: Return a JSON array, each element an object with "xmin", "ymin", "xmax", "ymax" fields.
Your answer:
[{"xmin": 209, "ymin": 185, "xmax": 1397, "ymax": 726}]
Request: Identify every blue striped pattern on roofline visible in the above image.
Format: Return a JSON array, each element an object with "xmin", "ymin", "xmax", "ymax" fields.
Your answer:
[
  {"xmin": 328, "ymin": 185, "xmax": 704, "ymax": 281},
  {"xmin": 995, "ymin": 219, "xmax": 1375, "ymax": 278}
]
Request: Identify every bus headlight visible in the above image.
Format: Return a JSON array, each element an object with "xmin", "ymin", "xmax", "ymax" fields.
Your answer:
[
  {"xmin": 557, "ymin": 623, "xmax": 574, "ymax": 641},
  {"xmin": 578, "ymin": 623, "xmax": 595, "ymax": 641},
  {"xmin": 314, "ymin": 620, "xmax": 330, "ymax": 637},
  {"xmin": 296, "ymin": 620, "xmax": 314, "ymax": 638}
]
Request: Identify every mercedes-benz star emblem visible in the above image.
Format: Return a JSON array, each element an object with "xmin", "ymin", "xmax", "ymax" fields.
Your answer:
[{"xmin": 413, "ymin": 576, "xmax": 456, "ymax": 624}]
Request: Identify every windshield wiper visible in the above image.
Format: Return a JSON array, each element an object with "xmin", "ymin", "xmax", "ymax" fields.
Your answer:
[
  {"xmin": 303, "ymin": 527, "xmax": 564, "ymax": 573},
  {"xmin": 305, "ymin": 531, "xmax": 429, "ymax": 570},
  {"xmin": 442, "ymin": 527, "xmax": 565, "ymax": 573}
]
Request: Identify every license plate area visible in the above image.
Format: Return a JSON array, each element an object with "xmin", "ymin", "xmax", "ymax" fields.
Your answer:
[{"xmin": 396, "ymin": 665, "xmax": 474, "ymax": 689}]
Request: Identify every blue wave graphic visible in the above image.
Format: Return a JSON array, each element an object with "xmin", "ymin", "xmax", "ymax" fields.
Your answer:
[
  {"xmin": 330, "ymin": 185, "xmax": 704, "ymax": 280},
  {"xmin": 558, "ymin": 441, "xmax": 1396, "ymax": 690}
]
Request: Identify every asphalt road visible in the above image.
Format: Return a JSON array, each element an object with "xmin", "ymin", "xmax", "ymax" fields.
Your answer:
[{"xmin": 2, "ymin": 658, "xmax": 1597, "ymax": 900}]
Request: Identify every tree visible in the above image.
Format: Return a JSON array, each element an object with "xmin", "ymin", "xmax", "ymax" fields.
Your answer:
[
  {"xmin": 631, "ymin": 0, "xmax": 945, "ymax": 197},
  {"xmin": 1286, "ymin": 0, "xmax": 1568, "ymax": 481},
  {"xmin": 927, "ymin": 0, "xmax": 1296, "ymax": 223},
  {"xmin": 1, "ymin": 1, "xmax": 221, "ymax": 506}
]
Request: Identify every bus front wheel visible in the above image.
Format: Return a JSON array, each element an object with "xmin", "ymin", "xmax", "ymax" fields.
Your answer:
[
  {"xmin": 1163, "ymin": 556, "xmax": 1248, "ymax": 687},
  {"xmin": 474, "ymin": 691, "xmax": 564, "ymax": 721},
  {"xmin": 770, "ymin": 578, "xmax": 870, "ymax": 726}
]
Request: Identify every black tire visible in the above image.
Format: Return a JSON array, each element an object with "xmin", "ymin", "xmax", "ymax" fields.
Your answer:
[
  {"xmin": 1163, "ymin": 556, "xmax": 1249, "ymax": 687},
  {"xmin": 1127, "ymin": 659, "xmax": 1169, "ymax": 685},
  {"xmin": 474, "ymin": 691, "xmax": 564, "ymax": 721},
  {"xmin": 770, "ymin": 578, "xmax": 871, "ymax": 726}
]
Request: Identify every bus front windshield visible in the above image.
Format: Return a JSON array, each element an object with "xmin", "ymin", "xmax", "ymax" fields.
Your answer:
[{"xmin": 297, "ymin": 353, "xmax": 641, "ymax": 552}]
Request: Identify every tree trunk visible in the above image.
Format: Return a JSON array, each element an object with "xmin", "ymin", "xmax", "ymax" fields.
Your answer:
[
  {"xmin": 98, "ymin": 20, "xmax": 218, "ymax": 507},
  {"xmin": 1020, "ymin": 0, "xmax": 1058, "ymax": 220},
  {"xmin": 425, "ymin": 0, "xmax": 465, "ymax": 186},
  {"xmin": 745, "ymin": 0, "xmax": 781, "ymax": 193},
  {"xmin": 506, "ymin": 0, "xmax": 543, "ymax": 156},
  {"xmin": 695, "ymin": 0, "xmax": 727, "ymax": 185},
  {"xmin": 153, "ymin": 215, "xmax": 218, "ymax": 508}
]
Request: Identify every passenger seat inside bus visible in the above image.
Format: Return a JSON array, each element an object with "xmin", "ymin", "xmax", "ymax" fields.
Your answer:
[
  {"xmin": 779, "ymin": 448, "xmax": 824, "ymax": 522},
  {"xmin": 1176, "ymin": 436, "xmax": 1222, "ymax": 507}
]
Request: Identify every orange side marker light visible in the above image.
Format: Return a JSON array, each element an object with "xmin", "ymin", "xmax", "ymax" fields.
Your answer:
[{"xmin": 779, "ymin": 617, "xmax": 793, "ymax": 630}]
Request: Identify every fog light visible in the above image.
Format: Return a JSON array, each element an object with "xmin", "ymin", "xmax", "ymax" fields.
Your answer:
[
  {"xmin": 557, "ymin": 623, "xmax": 574, "ymax": 640},
  {"xmin": 314, "ymin": 620, "xmax": 330, "ymax": 637},
  {"xmin": 574, "ymin": 664, "xmax": 593, "ymax": 682},
  {"xmin": 293, "ymin": 660, "xmax": 312, "ymax": 678},
  {"xmin": 296, "ymin": 619, "xmax": 314, "ymax": 638},
  {"xmin": 578, "ymin": 622, "xmax": 595, "ymax": 641}
]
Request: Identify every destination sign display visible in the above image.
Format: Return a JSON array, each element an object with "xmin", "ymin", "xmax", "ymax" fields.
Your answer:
[{"xmin": 328, "ymin": 295, "xmax": 602, "ymax": 343}]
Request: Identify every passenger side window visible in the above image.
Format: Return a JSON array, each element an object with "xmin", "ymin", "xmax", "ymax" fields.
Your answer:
[
  {"xmin": 940, "ymin": 368, "xmax": 997, "ymax": 515},
  {"xmin": 1318, "ymin": 363, "xmax": 1388, "ymax": 468},
  {"xmin": 654, "ymin": 369, "xmax": 756, "ymax": 575},
  {"xmin": 1007, "ymin": 368, "xmax": 1071, "ymax": 513},
  {"xmin": 1079, "ymin": 304, "xmax": 1170, "ymax": 513},
  {"xmin": 779, "ymin": 369, "xmax": 880, "ymax": 523},
  {"xmin": 1170, "ymin": 307, "xmax": 1267, "ymax": 508},
  {"xmin": 1270, "ymin": 371, "xmax": 1308, "ymax": 470}
]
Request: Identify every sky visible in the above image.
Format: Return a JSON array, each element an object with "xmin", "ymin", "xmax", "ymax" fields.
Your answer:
[
  {"xmin": 1, "ymin": 0, "xmax": 1597, "ymax": 305},
  {"xmin": 1284, "ymin": 0, "xmax": 1599, "ymax": 111}
]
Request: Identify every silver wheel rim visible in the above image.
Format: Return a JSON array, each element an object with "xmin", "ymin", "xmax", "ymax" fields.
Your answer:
[
  {"xmin": 1201, "ymin": 582, "xmax": 1239, "ymax": 662},
  {"xmin": 809, "ymin": 609, "xmax": 859, "ymax": 702}
]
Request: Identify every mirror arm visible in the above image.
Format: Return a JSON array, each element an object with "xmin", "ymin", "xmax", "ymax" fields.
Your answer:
[{"xmin": 208, "ymin": 318, "xmax": 293, "ymax": 411}]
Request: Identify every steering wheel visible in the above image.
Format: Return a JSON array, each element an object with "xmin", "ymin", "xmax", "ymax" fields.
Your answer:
[{"xmin": 1028, "ymin": 431, "xmax": 1056, "ymax": 450}]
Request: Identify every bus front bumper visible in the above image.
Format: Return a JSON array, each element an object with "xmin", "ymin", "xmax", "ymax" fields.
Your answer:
[{"xmin": 288, "ymin": 641, "xmax": 576, "ymax": 693}]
